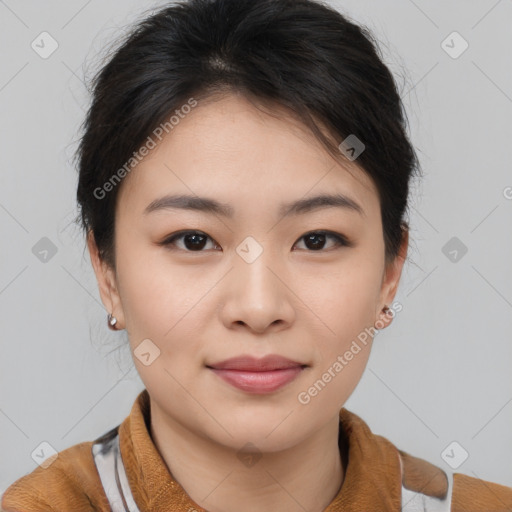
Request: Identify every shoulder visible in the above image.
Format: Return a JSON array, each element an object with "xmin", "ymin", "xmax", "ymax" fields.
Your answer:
[
  {"xmin": 1, "ymin": 428, "xmax": 118, "ymax": 512},
  {"xmin": 398, "ymin": 448, "xmax": 512, "ymax": 512},
  {"xmin": 451, "ymin": 472, "xmax": 512, "ymax": 511},
  {"xmin": 339, "ymin": 408, "xmax": 512, "ymax": 510}
]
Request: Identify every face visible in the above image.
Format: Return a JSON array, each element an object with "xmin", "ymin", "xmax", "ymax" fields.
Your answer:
[{"xmin": 89, "ymin": 93, "xmax": 407, "ymax": 453}]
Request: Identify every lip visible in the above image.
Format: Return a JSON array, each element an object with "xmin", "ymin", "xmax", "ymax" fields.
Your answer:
[
  {"xmin": 206, "ymin": 355, "xmax": 307, "ymax": 394},
  {"xmin": 207, "ymin": 354, "xmax": 306, "ymax": 371}
]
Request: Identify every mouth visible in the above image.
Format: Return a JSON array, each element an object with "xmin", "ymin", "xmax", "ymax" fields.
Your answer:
[{"xmin": 206, "ymin": 354, "xmax": 308, "ymax": 394}]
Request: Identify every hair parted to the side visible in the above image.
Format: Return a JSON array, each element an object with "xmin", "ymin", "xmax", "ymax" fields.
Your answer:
[{"xmin": 74, "ymin": 0, "xmax": 421, "ymax": 270}]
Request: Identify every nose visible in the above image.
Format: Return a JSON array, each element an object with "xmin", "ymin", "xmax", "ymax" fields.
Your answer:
[{"xmin": 219, "ymin": 240, "xmax": 296, "ymax": 335}]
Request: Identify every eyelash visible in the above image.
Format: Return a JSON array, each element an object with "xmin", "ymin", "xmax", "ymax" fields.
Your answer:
[{"xmin": 159, "ymin": 230, "xmax": 352, "ymax": 252}]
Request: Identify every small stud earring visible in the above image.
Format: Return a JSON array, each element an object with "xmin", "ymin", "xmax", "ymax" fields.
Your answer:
[
  {"xmin": 374, "ymin": 305, "xmax": 391, "ymax": 330},
  {"xmin": 107, "ymin": 313, "xmax": 118, "ymax": 330}
]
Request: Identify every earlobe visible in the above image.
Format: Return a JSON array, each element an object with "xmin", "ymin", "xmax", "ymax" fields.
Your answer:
[
  {"xmin": 87, "ymin": 231, "xmax": 125, "ymax": 330},
  {"xmin": 374, "ymin": 305, "xmax": 392, "ymax": 330}
]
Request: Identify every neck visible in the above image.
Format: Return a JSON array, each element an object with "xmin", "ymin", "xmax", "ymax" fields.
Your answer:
[{"xmin": 149, "ymin": 404, "xmax": 346, "ymax": 512}]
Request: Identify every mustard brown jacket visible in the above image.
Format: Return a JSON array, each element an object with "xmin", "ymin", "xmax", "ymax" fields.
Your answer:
[{"xmin": 2, "ymin": 389, "xmax": 512, "ymax": 511}]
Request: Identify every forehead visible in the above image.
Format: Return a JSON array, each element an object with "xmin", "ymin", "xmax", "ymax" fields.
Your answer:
[{"xmin": 116, "ymin": 94, "xmax": 379, "ymax": 220}]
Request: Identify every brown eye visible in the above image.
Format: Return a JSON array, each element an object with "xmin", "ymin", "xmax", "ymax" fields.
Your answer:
[
  {"xmin": 294, "ymin": 231, "xmax": 350, "ymax": 251},
  {"xmin": 161, "ymin": 231, "xmax": 219, "ymax": 251}
]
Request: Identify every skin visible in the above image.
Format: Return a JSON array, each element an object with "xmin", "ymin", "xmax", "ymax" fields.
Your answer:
[{"xmin": 88, "ymin": 92, "xmax": 408, "ymax": 512}]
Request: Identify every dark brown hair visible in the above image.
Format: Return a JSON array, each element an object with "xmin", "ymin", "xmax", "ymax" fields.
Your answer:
[{"xmin": 75, "ymin": 0, "xmax": 420, "ymax": 269}]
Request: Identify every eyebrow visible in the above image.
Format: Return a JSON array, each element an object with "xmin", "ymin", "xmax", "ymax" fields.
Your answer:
[{"xmin": 143, "ymin": 192, "xmax": 364, "ymax": 218}]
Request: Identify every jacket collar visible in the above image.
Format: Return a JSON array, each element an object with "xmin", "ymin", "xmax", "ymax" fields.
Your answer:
[{"xmin": 119, "ymin": 389, "xmax": 401, "ymax": 511}]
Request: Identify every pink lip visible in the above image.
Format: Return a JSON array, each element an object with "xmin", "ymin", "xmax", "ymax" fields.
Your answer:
[{"xmin": 206, "ymin": 355, "xmax": 307, "ymax": 394}]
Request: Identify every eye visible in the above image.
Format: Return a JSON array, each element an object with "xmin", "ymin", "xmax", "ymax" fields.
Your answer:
[
  {"xmin": 159, "ymin": 229, "xmax": 351, "ymax": 253},
  {"xmin": 160, "ymin": 230, "xmax": 220, "ymax": 252},
  {"xmin": 293, "ymin": 230, "xmax": 351, "ymax": 251}
]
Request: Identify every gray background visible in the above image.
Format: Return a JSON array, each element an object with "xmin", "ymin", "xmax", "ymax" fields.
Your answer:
[{"xmin": 1, "ymin": 0, "xmax": 511, "ymax": 496}]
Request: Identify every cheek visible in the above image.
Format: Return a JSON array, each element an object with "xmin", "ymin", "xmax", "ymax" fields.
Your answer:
[
  {"xmin": 296, "ymin": 267, "xmax": 378, "ymax": 411},
  {"xmin": 115, "ymin": 243, "xmax": 215, "ymax": 354},
  {"xmin": 297, "ymin": 251, "xmax": 383, "ymax": 393},
  {"xmin": 300, "ymin": 251, "xmax": 383, "ymax": 333}
]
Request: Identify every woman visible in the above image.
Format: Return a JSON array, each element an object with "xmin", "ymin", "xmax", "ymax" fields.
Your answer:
[{"xmin": 2, "ymin": 0, "xmax": 511, "ymax": 510}]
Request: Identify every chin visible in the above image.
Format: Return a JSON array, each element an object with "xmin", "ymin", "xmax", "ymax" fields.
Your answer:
[{"xmin": 208, "ymin": 413, "xmax": 305, "ymax": 451}]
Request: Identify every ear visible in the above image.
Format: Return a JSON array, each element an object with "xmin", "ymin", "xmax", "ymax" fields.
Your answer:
[
  {"xmin": 375, "ymin": 227, "xmax": 408, "ymax": 329},
  {"xmin": 87, "ymin": 231, "xmax": 125, "ymax": 329}
]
